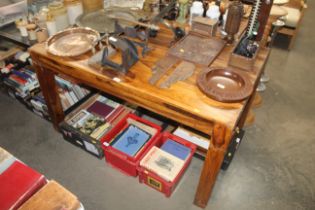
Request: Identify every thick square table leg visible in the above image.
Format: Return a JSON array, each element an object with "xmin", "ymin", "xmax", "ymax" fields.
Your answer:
[
  {"xmin": 194, "ymin": 123, "xmax": 232, "ymax": 208},
  {"xmin": 33, "ymin": 62, "xmax": 64, "ymax": 130}
]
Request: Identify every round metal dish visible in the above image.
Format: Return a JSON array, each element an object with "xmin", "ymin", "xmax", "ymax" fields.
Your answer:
[
  {"xmin": 75, "ymin": 7, "xmax": 149, "ymax": 33},
  {"xmin": 46, "ymin": 27, "xmax": 100, "ymax": 57},
  {"xmin": 197, "ymin": 68, "xmax": 253, "ymax": 103}
]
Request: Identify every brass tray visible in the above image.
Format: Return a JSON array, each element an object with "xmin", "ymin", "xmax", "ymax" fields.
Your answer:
[
  {"xmin": 197, "ymin": 68, "xmax": 253, "ymax": 103},
  {"xmin": 75, "ymin": 7, "xmax": 149, "ymax": 33},
  {"xmin": 46, "ymin": 27, "xmax": 100, "ymax": 57}
]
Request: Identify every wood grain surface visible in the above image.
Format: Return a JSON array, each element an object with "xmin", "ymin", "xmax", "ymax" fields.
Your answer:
[{"xmin": 29, "ymin": 28, "xmax": 269, "ymax": 132}]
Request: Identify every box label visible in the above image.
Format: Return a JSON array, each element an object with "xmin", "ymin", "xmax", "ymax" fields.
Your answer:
[
  {"xmin": 147, "ymin": 176, "xmax": 162, "ymax": 191},
  {"xmin": 83, "ymin": 141, "xmax": 99, "ymax": 156}
]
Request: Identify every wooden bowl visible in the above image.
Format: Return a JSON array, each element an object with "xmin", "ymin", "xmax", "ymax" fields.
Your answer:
[{"xmin": 197, "ymin": 68, "xmax": 253, "ymax": 103}]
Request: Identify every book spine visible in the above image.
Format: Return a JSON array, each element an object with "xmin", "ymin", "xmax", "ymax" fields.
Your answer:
[
  {"xmin": 64, "ymin": 91, "xmax": 75, "ymax": 106},
  {"xmin": 9, "ymin": 74, "xmax": 28, "ymax": 85},
  {"xmin": 11, "ymin": 70, "xmax": 32, "ymax": 82},
  {"xmin": 30, "ymin": 99, "xmax": 45, "ymax": 112},
  {"xmin": 71, "ymin": 85, "xmax": 81, "ymax": 100},
  {"xmin": 59, "ymin": 94, "xmax": 71, "ymax": 110},
  {"xmin": 56, "ymin": 76, "xmax": 74, "ymax": 88},
  {"xmin": 33, "ymin": 95, "xmax": 46, "ymax": 104},
  {"xmin": 23, "ymin": 69, "xmax": 37, "ymax": 79},
  {"xmin": 106, "ymin": 105, "xmax": 124, "ymax": 123},
  {"xmin": 69, "ymin": 90, "xmax": 79, "ymax": 104}
]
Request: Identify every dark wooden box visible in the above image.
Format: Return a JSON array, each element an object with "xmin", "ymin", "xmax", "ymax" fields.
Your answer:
[{"xmin": 228, "ymin": 36, "xmax": 260, "ymax": 72}]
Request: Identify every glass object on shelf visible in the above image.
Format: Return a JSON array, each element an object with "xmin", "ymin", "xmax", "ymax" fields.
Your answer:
[
  {"xmin": 28, "ymin": 0, "xmax": 52, "ymax": 13},
  {"xmin": 48, "ymin": 1, "xmax": 69, "ymax": 31}
]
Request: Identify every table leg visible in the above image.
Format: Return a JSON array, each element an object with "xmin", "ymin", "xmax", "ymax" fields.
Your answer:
[
  {"xmin": 33, "ymin": 62, "xmax": 64, "ymax": 130},
  {"xmin": 194, "ymin": 123, "xmax": 232, "ymax": 208}
]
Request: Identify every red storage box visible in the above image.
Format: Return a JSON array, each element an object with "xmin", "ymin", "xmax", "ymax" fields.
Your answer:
[
  {"xmin": 0, "ymin": 161, "xmax": 47, "ymax": 210},
  {"xmin": 101, "ymin": 114, "xmax": 162, "ymax": 176},
  {"xmin": 137, "ymin": 132, "xmax": 196, "ymax": 197}
]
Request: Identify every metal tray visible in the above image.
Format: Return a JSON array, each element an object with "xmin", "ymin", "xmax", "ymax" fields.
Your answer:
[
  {"xmin": 168, "ymin": 33, "xmax": 226, "ymax": 66},
  {"xmin": 46, "ymin": 27, "xmax": 100, "ymax": 57},
  {"xmin": 75, "ymin": 7, "xmax": 149, "ymax": 33},
  {"xmin": 197, "ymin": 68, "xmax": 253, "ymax": 103}
]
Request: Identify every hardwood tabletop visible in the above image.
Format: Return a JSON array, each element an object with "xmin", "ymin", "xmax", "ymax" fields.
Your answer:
[{"xmin": 29, "ymin": 26, "xmax": 269, "ymax": 133}]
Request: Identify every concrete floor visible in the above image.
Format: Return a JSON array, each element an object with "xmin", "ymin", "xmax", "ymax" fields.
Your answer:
[{"xmin": 1, "ymin": 3, "xmax": 315, "ymax": 210}]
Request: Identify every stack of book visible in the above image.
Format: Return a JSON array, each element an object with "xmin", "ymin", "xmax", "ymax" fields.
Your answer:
[
  {"xmin": 0, "ymin": 51, "xmax": 31, "ymax": 83},
  {"xmin": 66, "ymin": 94, "xmax": 130, "ymax": 141},
  {"xmin": 3, "ymin": 66, "xmax": 39, "ymax": 98},
  {"xmin": 55, "ymin": 76, "xmax": 91, "ymax": 111},
  {"xmin": 140, "ymin": 139, "xmax": 192, "ymax": 182},
  {"xmin": 30, "ymin": 91, "xmax": 50, "ymax": 121},
  {"xmin": 108, "ymin": 118, "xmax": 159, "ymax": 157}
]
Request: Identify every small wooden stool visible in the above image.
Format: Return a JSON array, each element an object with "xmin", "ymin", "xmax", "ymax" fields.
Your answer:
[{"xmin": 18, "ymin": 180, "xmax": 81, "ymax": 210}]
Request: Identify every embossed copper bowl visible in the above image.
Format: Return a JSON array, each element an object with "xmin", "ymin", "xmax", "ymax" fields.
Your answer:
[
  {"xmin": 197, "ymin": 68, "xmax": 253, "ymax": 103},
  {"xmin": 46, "ymin": 27, "xmax": 100, "ymax": 57}
]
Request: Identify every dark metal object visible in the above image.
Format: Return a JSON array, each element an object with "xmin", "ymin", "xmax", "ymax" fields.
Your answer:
[
  {"xmin": 147, "ymin": 0, "xmax": 184, "ymax": 44},
  {"xmin": 234, "ymin": 37, "xmax": 259, "ymax": 58},
  {"xmin": 168, "ymin": 33, "xmax": 226, "ymax": 66},
  {"xmin": 197, "ymin": 68, "xmax": 253, "ymax": 103},
  {"xmin": 101, "ymin": 36, "xmax": 139, "ymax": 74},
  {"xmin": 149, "ymin": 56, "xmax": 179, "ymax": 85},
  {"xmin": 225, "ymin": 1, "xmax": 243, "ymax": 43},
  {"xmin": 221, "ymin": 129, "xmax": 245, "ymax": 170},
  {"xmin": 245, "ymin": 0, "xmax": 273, "ymax": 41},
  {"xmin": 255, "ymin": 0, "xmax": 274, "ymax": 41},
  {"xmin": 0, "ymin": 23, "xmax": 32, "ymax": 48},
  {"xmin": 160, "ymin": 20, "xmax": 185, "ymax": 42},
  {"xmin": 151, "ymin": 0, "xmax": 177, "ymax": 24},
  {"xmin": 160, "ymin": 61, "xmax": 195, "ymax": 89},
  {"xmin": 114, "ymin": 21, "xmax": 147, "ymax": 41},
  {"xmin": 233, "ymin": 0, "xmax": 273, "ymax": 58}
]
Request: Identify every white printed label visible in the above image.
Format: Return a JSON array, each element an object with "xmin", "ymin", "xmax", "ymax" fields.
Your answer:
[{"xmin": 83, "ymin": 141, "xmax": 99, "ymax": 156}]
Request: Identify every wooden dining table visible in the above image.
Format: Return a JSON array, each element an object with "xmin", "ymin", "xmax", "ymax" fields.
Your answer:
[{"xmin": 29, "ymin": 21, "xmax": 270, "ymax": 208}]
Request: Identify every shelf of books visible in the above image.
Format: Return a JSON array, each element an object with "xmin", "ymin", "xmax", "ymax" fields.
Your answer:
[{"xmin": 0, "ymin": 50, "xmax": 93, "ymax": 121}]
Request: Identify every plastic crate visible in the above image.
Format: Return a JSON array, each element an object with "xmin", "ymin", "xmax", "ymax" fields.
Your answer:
[
  {"xmin": 60, "ymin": 93, "xmax": 133, "ymax": 159},
  {"xmin": 101, "ymin": 114, "xmax": 162, "ymax": 177},
  {"xmin": 137, "ymin": 132, "xmax": 196, "ymax": 197},
  {"xmin": 60, "ymin": 122, "xmax": 105, "ymax": 159}
]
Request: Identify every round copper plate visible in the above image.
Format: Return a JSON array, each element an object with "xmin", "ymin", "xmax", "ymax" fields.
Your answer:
[
  {"xmin": 197, "ymin": 68, "xmax": 253, "ymax": 103},
  {"xmin": 46, "ymin": 27, "xmax": 100, "ymax": 57}
]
